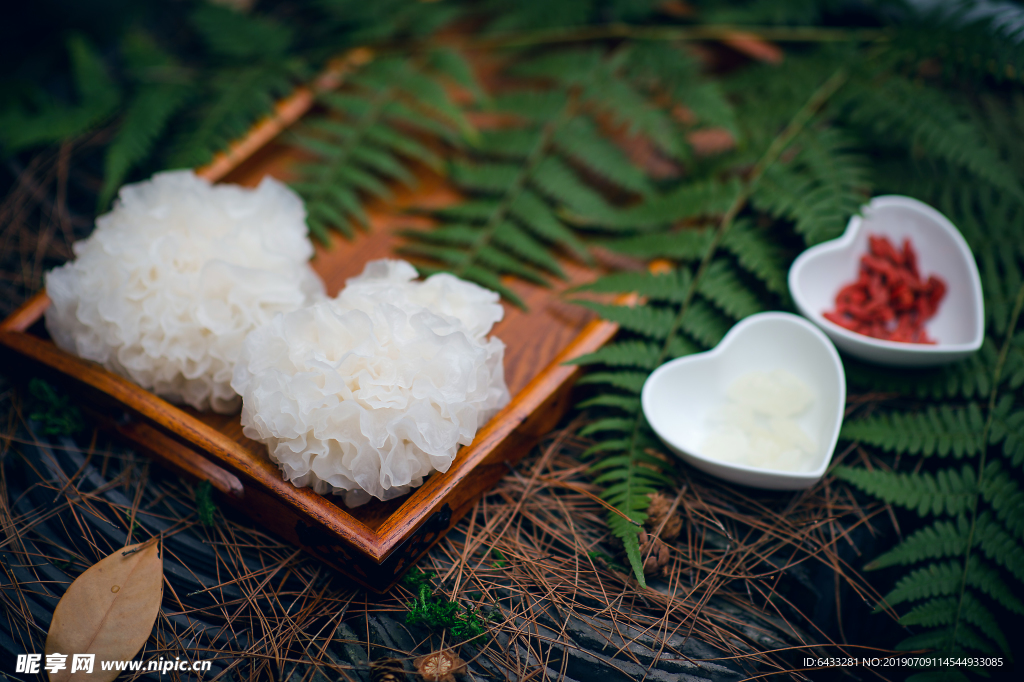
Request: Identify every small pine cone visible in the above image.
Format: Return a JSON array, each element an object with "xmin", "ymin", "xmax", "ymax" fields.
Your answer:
[
  {"xmin": 638, "ymin": 531, "xmax": 671, "ymax": 576},
  {"xmin": 646, "ymin": 492, "xmax": 683, "ymax": 542},
  {"xmin": 414, "ymin": 651, "xmax": 466, "ymax": 682},
  {"xmin": 370, "ymin": 658, "xmax": 408, "ymax": 682}
]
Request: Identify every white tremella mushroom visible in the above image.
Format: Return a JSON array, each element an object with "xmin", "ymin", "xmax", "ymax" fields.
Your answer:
[
  {"xmin": 231, "ymin": 259, "xmax": 510, "ymax": 506},
  {"xmin": 45, "ymin": 170, "xmax": 324, "ymax": 413}
]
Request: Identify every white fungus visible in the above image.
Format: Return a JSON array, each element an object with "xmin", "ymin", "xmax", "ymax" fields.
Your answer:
[
  {"xmin": 45, "ymin": 170, "xmax": 324, "ymax": 413},
  {"xmin": 231, "ymin": 259, "xmax": 510, "ymax": 507},
  {"xmin": 701, "ymin": 370, "xmax": 817, "ymax": 472}
]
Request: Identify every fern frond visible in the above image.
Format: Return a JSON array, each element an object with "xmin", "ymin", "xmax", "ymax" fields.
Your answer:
[
  {"xmin": 531, "ymin": 156, "xmax": 616, "ymax": 219},
  {"xmin": 291, "ymin": 55, "xmax": 469, "ymax": 240},
  {"xmin": 579, "ymin": 417, "xmax": 635, "ymax": 438},
  {"xmin": 834, "ymin": 465, "xmax": 977, "ymax": 517},
  {"xmin": 575, "ymin": 180, "xmax": 739, "ymax": 230},
  {"xmin": 568, "ymin": 340, "xmax": 664, "ymax": 370},
  {"xmin": 575, "ymin": 371, "xmax": 649, "ymax": 394},
  {"xmin": 98, "ymin": 31, "xmax": 192, "ymax": 210},
  {"xmin": 990, "ymin": 401, "xmax": 1024, "ymax": 467},
  {"xmin": 845, "ymin": 340, "xmax": 998, "ymax": 401},
  {"xmin": 881, "ymin": 560, "xmax": 964, "ymax": 609},
  {"xmin": 973, "ymin": 512, "xmax": 1024, "ymax": 582},
  {"xmin": 866, "ymin": 517, "xmax": 970, "ymax": 570},
  {"xmin": 752, "ymin": 127, "xmax": 870, "ymax": 245},
  {"xmin": 170, "ymin": 60, "xmax": 301, "ymax": 168},
  {"xmin": 100, "ymin": 82, "xmax": 191, "ymax": 210},
  {"xmin": 899, "ymin": 595, "xmax": 959, "ymax": 628},
  {"xmin": 492, "ymin": 223, "xmax": 565, "ymax": 278},
  {"xmin": 839, "ymin": 405, "xmax": 986, "ymax": 458},
  {"xmin": 191, "ymin": 3, "xmax": 293, "ymax": 59},
  {"xmin": 959, "ymin": 591, "xmax": 1011, "ymax": 654},
  {"xmin": 571, "ymin": 268, "xmax": 692, "ymax": 303},
  {"xmin": 680, "ymin": 299, "xmax": 730, "ymax": 348},
  {"xmin": 482, "ymin": 0, "xmax": 596, "ymax": 34},
  {"xmin": 509, "ymin": 190, "xmax": 591, "ymax": 262},
  {"xmin": 720, "ymin": 221, "xmax": 789, "ymax": 296},
  {"xmin": 554, "ymin": 117, "xmax": 653, "ymax": 196},
  {"xmin": 577, "ymin": 394, "xmax": 642, "ymax": 413},
  {"xmin": 573, "ymin": 301, "xmax": 676, "ymax": 340},
  {"xmin": 843, "ymin": 72, "xmax": 1024, "ymax": 201},
  {"xmin": 980, "ymin": 462, "xmax": 1024, "ymax": 541},
  {"xmin": 696, "ymin": 260, "xmax": 765, "ymax": 320},
  {"xmin": 0, "ymin": 35, "xmax": 121, "ymax": 154},
  {"xmin": 624, "ymin": 42, "xmax": 737, "ymax": 135},
  {"xmin": 598, "ymin": 229, "xmax": 715, "ymax": 261}
]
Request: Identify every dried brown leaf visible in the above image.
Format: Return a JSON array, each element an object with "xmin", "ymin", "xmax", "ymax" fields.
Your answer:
[{"xmin": 45, "ymin": 539, "xmax": 163, "ymax": 682}]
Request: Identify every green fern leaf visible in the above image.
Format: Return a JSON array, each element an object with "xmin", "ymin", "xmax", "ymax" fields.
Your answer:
[
  {"xmin": 433, "ymin": 200, "xmax": 501, "ymax": 223},
  {"xmin": 582, "ymin": 439, "xmax": 632, "ymax": 458},
  {"xmin": 583, "ymin": 65, "xmax": 685, "ymax": 161},
  {"xmin": 554, "ymin": 117, "xmax": 652, "ymax": 196},
  {"xmin": 426, "ymin": 48, "xmax": 485, "ymax": 102},
  {"xmin": 568, "ymin": 340, "xmax": 663, "ymax": 370},
  {"xmin": 964, "ymin": 554, "xmax": 1024, "ymax": 615},
  {"xmin": 451, "ymin": 160, "xmax": 520, "ymax": 194},
  {"xmin": 579, "ymin": 418, "xmax": 635, "ymax": 438},
  {"xmin": 610, "ymin": 514, "xmax": 647, "ymax": 588},
  {"xmin": 839, "ymin": 405, "xmax": 986, "ymax": 458},
  {"xmin": 571, "ymin": 268, "xmax": 692, "ymax": 303},
  {"xmin": 598, "ymin": 229, "xmax": 714, "ymax": 261},
  {"xmin": 170, "ymin": 60, "xmax": 300, "ymax": 168},
  {"xmin": 680, "ymin": 299, "xmax": 730, "ymax": 348},
  {"xmin": 865, "ymin": 517, "xmax": 970, "ymax": 571},
  {"xmin": 696, "ymin": 260, "xmax": 765, "ymax": 320},
  {"xmin": 531, "ymin": 156, "xmax": 616, "ymax": 220},
  {"xmin": 844, "ymin": 72, "xmax": 1023, "ymax": 201},
  {"xmin": 752, "ymin": 127, "xmax": 870, "ymax": 245},
  {"xmin": 475, "ymin": 246, "xmax": 550, "ymax": 286},
  {"xmin": 973, "ymin": 511, "xmax": 1024, "ymax": 582},
  {"xmin": 990, "ymin": 403, "xmax": 1024, "ymax": 467},
  {"xmin": 477, "ymin": 128, "xmax": 539, "ymax": 159},
  {"xmin": 834, "ymin": 466, "xmax": 977, "ymax": 517},
  {"xmin": 492, "ymin": 222, "xmax": 565, "ymax": 278},
  {"xmin": 0, "ymin": 35, "xmax": 121, "ymax": 154},
  {"xmin": 980, "ymin": 463, "xmax": 1024, "ymax": 541},
  {"xmin": 624, "ymin": 42, "xmax": 737, "ymax": 135},
  {"xmin": 590, "ymin": 452, "xmax": 670, "ymax": 473},
  {"xmin": 899, "ymin": 596, "xmax": 958, "ymax": 628},
  {"xmin": 897, "ymin": 623, "xmax": 996, "ymax": 657},
  {"xmin": 509, "ymin": 190, "xmax": 591, "ymax": 262},
  {"xmin": 845, "ymin": 340, "xmax": 997, "ymax": 401},
  {"xmin": 490, "ymin": 90, "xmax": 568, "ymax": 122},
  {"xmin": 574, "ymin": 301, "xmax": 676, "ymax": 340},
  {"xmin": 398, "ymin": 225, "xmax": 478, "ymax": 247},
  {"xmin": 577, "ymin": 180, "xmax": 739, "ymax": 230},
  {"xmin": 720, "ymin": 221, "xmax": 789, "ymax": 296},
  {"xmin": 577, "ymin": 394, "xmax": 641, "ymax": 413},
  {"xmin": 881, "ymin": 561, "xmax": 965, "ymax": 609},
  {"xmin": 959, "ymin": 591, "xmax": 1011, "ymax": 654},
  {"xmin": 191, "ymin": 3, "xmax": 292, "ymax": 59},
  {"xmin": 576, "ymin": 371, "xmax": 648, "ymax": 394},
  {"xmin": 667, "ymin": 335, "xmax": 700, "ymax": 359},
  {"xmin": 100, "ymin": 82, "xmax": 191, "ymax": 210}
]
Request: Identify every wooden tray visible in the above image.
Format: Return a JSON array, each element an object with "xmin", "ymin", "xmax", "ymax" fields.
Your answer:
[{"xmin": 0, "ymin": 58, "xmax": 617, "ymax": 592}]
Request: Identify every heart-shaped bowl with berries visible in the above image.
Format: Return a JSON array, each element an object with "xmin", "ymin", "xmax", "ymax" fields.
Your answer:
[{"xmin": 788, "ymin": 195, "xmax": 984, "ymax": 367}]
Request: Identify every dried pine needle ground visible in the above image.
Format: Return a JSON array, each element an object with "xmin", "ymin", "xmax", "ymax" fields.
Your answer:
[{"xmin": 0, "ymin": 379, "xmax": 901, "ymax": 682}]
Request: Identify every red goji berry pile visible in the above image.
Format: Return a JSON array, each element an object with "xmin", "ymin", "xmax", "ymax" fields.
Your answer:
[{"xmin": 823, "ymin": 234, "xmax": 946, "ymax": 344}]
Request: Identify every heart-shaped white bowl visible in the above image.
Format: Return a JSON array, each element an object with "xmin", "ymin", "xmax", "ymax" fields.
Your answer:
[
  {"xmin": 641, "ymin": 312, "xmax": 845, "ymax": 490},
  {"xmin": 788, "ymin": 195, "xmax": 984, "ymax": 367}
]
